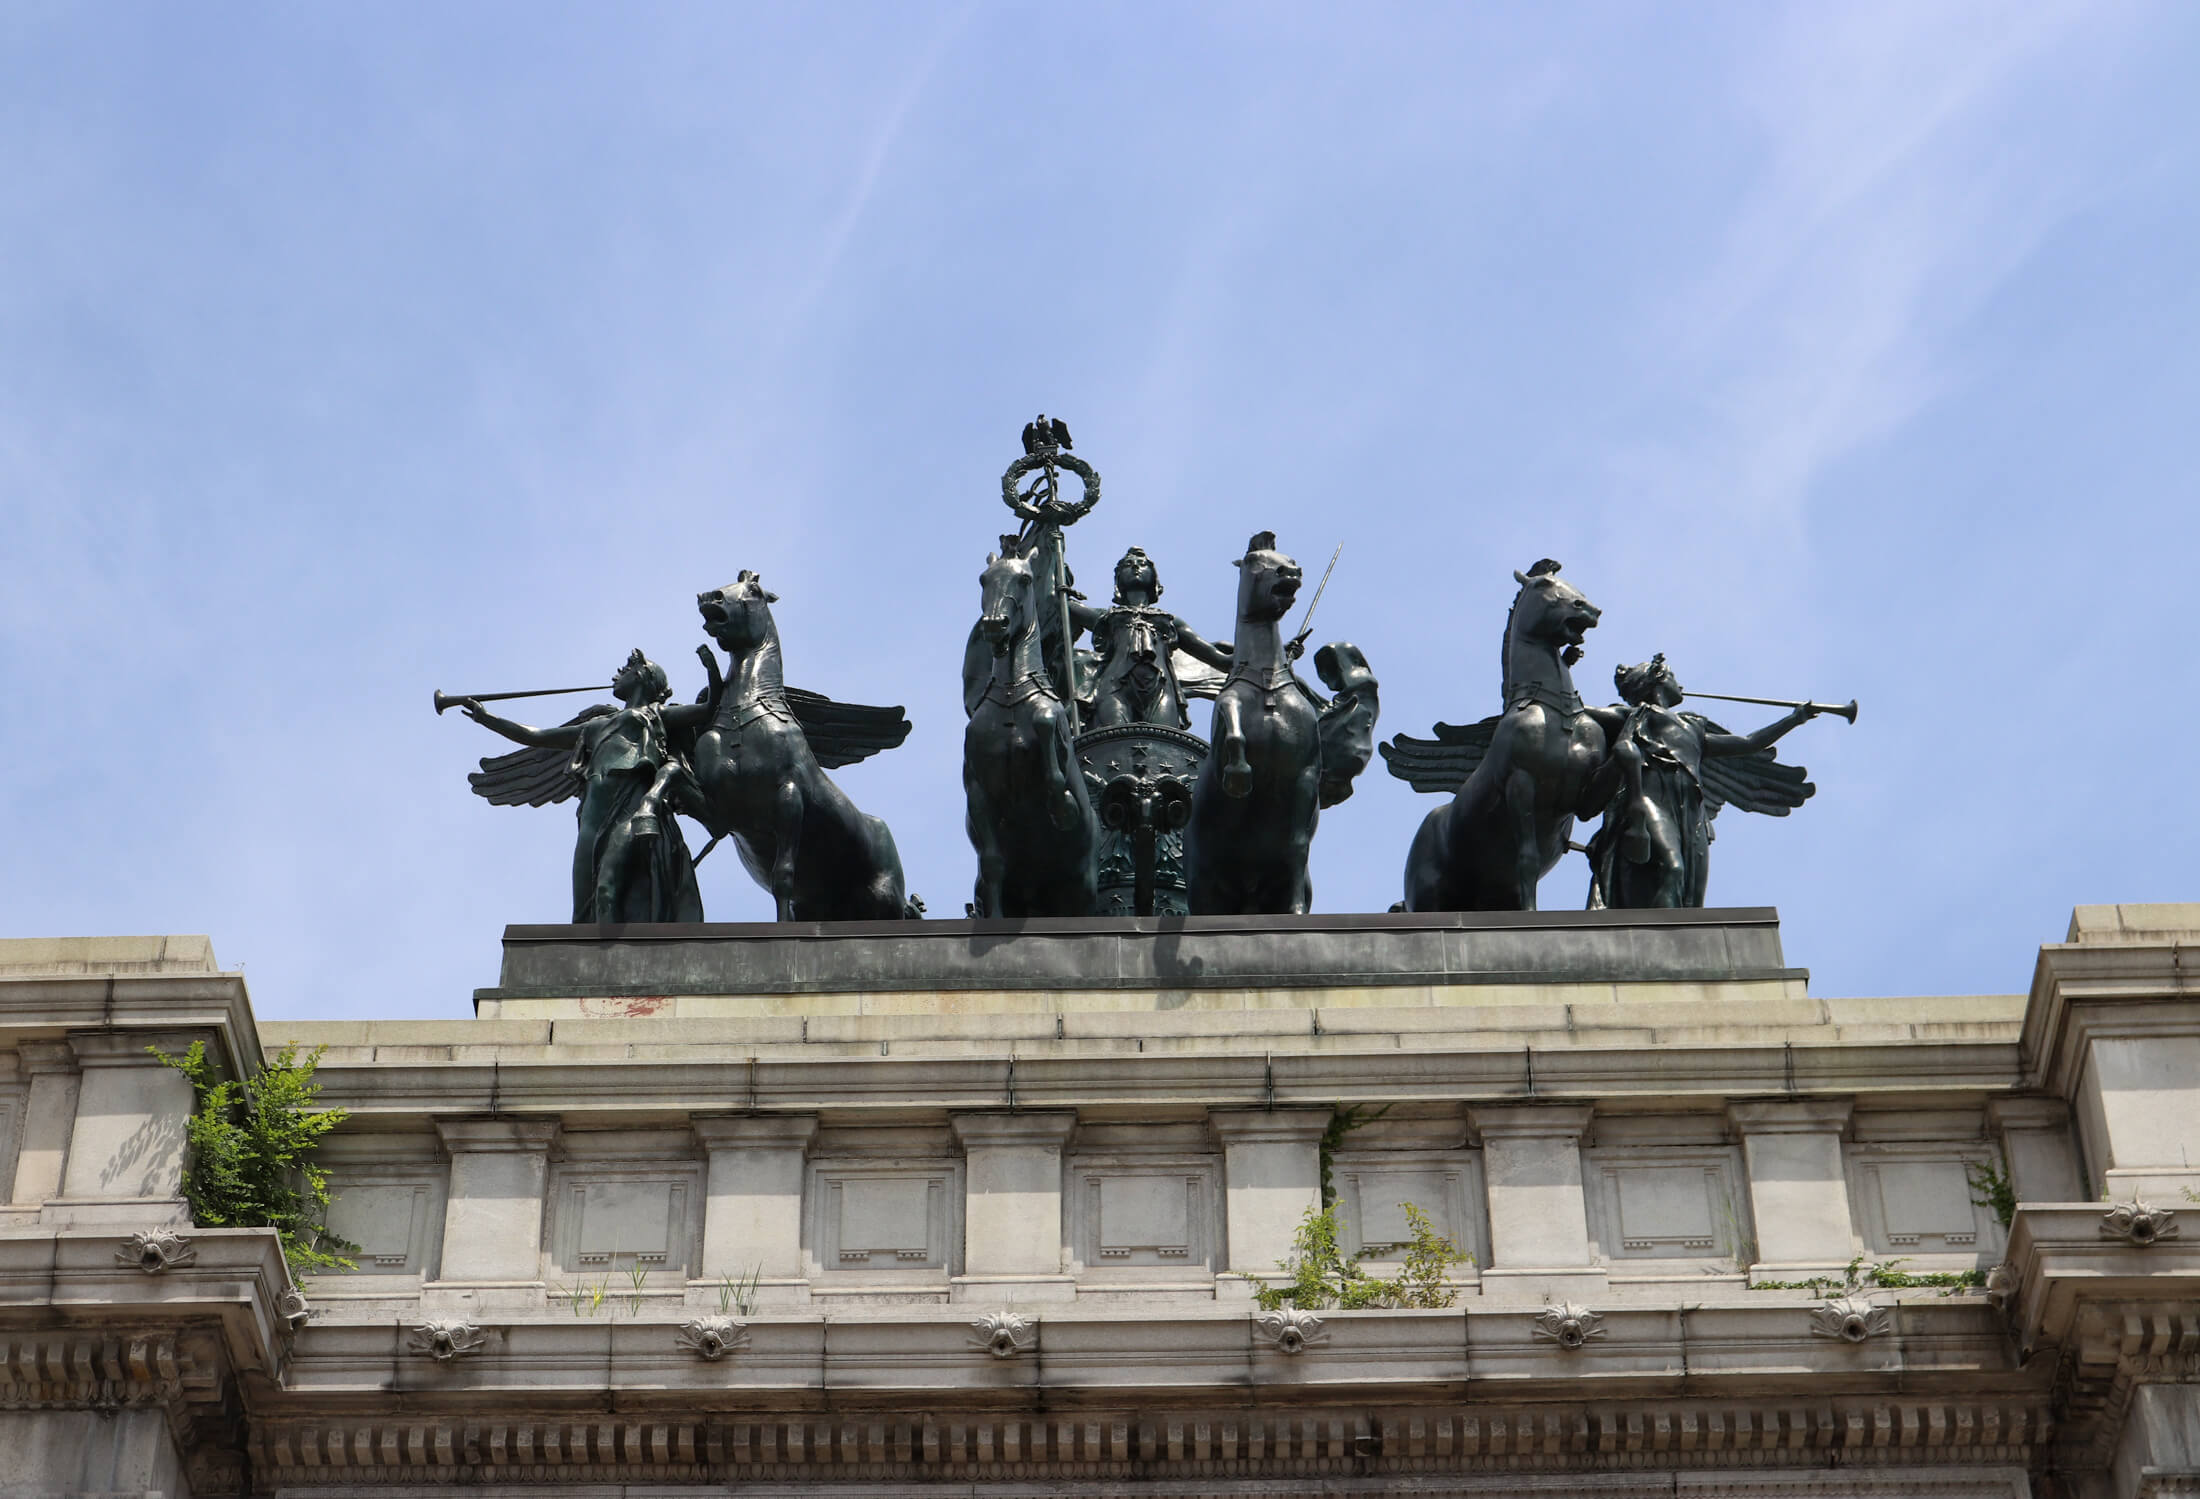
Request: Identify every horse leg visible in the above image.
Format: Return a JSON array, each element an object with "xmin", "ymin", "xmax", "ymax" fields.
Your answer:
[
  {"xmin": 1045, "ymin": 711, "xmax": 1080, "ymax": 831},
  {"xmin": 769, "ymin": 776, "xmax": 804, "ymax": 922},
  {"xmin": 1505, "ymin": 766, "xmax": 1542, "ymax": 911},
  {"xmin": 1217, "ymin": 691, "xmax": 1252, "ymax": 799},
  {"xmin": 965, "ymin": 768, "xmax": 1005, "ymax": 919}
]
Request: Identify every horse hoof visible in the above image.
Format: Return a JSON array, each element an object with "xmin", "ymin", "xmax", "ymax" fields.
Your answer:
[{"xmin": 1222, "ymin": 763, "xmax": 1252, "ymax": 799}]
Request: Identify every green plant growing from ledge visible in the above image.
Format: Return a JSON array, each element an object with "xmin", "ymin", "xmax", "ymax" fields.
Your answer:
[
  {"xmin": 1751, "ymin": 1254, "xmax": 1985, "ymax": 1296},
  {"xmin": 1254, "ymin": 1201, "xmax": 1470, "ymax": 1312},
  {"xmin": 718, "ymin": 1265, "xmax": 762, "ymax": 1316},
  {"xmin": 154, "ymin": 1041, "xmax": 354, "ymax": 1274},
  {"xmin": 554, "ymin": 1273, "xmax": 609, "ymax": 1317},
  {"xmin": 1966, "ymin": 1158, "xmax": 2017, "ymax": 1229}
]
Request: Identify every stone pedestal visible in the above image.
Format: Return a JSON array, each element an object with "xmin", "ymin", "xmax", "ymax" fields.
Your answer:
[
  {"xmin": 950, "ymin": 1111, "xmax": 1076, "ymax": 1302},
  {"xmin": 693, "ymin": 1113, "xmax": 817, "ymax": 1305},
  {"xmin": 1210, "ymin": 1109, "xmax": 1328, "ymax": 1300},
  {"xmin": 1468, "ymin": 1104, "xmax": 1605, "ymax": 1299},
  {"xmin": 44, "ymin": 1030, "xmax": 197, "ymax": 1228},
  {"xmin": 1729, "ymin": 1099, "xmax": 1857, "ymax": 1281},
  {"xmin": 430, "ymin": 1117, "xmax": 559, "ymax": 1311}
]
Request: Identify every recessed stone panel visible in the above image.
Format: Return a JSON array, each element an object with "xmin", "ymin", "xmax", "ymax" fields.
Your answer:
[
  {"xmin": 1849, "ymin": 1145, "xmax": 2000, "ymax": 1257},
  {"xmin": 1095, "ymin": 1174, "xmax": 1194, "ymax": 1259},
  {"xmin": 325, "ymin": 1183, "xmax": 432, "ymax": 1272},
  {"xmin": 808, "ymin": 1163, "xmax": 958, "ymax": 1277},
  {"xmin": 1584, "ymin": 1148, "xmax": 1746, "ymax": 1262},
  {"xmin": 547, "ymin": 1167, "xmax": 699, "ymax": 1276},
  {"xmin": 1067, "ymin": 1154, "xmax": 1219, "ymax": 1275},
  {"xmin": 1331, "ymin": 1151, "xmax": 1485, "ymax": 1269}
]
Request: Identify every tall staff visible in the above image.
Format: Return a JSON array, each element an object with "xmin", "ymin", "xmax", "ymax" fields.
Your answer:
[{"xmin": 1002, "ymin": 414, "xmax": 1101, "ymax": 732}]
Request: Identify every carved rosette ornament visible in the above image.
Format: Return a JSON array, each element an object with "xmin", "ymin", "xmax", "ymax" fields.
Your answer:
[
  {"xmin": 1810, "ymin": 1297, "xmax": 1893, "ymax": 1343},
  {"xmin": 2100, "ymin": 1198, "xmax": 2179, "ymax": 1246},
  {"xmin": 1530, "ymin": 1303, "xmax": 1605, "ymax": 1350},
  {"xmin": 969, "ymin": 1311, "xmax": 1033, "ymax": 1360},
  {"xmin": 117, "ymin": 1229, "xmax": 196, "ymax": 1274},
  {"xmin": 408, "ymin": 1319, "xmax": 486, "ymax": 1362},
  {"xmin": 277, "ymin": 1285, "xmax": 312, "ymax": 1328},
  {"xmin": 1252, "ymin": 1307, "xmax": 1328, "ymax": 1356},
  {"xmin": 675, "ymin": 1316, "xmax": 751, "ymax": 1361}
]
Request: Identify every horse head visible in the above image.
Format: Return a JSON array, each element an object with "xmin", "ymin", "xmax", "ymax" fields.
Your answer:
[
  {"xmin": 1507, "ymin": 559, "xmax": 1601, "ymax": 652},
  {"xmin": 1232, "ymin": 531, "xmax": 1303, "ymax": 625},
  {"xmin": 697, "ymin": 570, "xmax": 780, "ymax": 655},
  {"xmin": 977, "ymin": 537, "xmax": 1038, "ymax": 657}
]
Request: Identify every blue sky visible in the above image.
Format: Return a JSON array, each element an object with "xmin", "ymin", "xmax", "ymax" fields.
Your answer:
[{"xmin": 3, "ymin": 2, "xmax": 2194, "ymax": 1019}]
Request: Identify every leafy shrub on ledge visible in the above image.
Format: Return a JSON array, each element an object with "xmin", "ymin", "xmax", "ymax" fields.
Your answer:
[
  {"xmin": 1253, "ymin": 1201, "xmax": 1471, "ymax": 1312},
  {"xmin": 155, "ymin": 1041, "xmax": 355, "ymax": 1274}
]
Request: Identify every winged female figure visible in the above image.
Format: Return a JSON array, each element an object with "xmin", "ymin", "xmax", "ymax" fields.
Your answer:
[
  {"xmin": 457, "ymin": 649, "xmax": 707, "ymax": 924},
  {"xmin": 1381, "ymin": 648, "xmax": 1835, "ymax": 910},
  {"xmin": 1578, "ymin": 654, "xmax": 1830, "ymax": 909}
]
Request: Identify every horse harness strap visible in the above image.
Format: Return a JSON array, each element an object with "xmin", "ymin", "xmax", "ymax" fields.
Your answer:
[
  {"xmin": 724, "ymin": 692, "xmax": 802, "ymax": 733},
  {"xmin": 978, "ymin": 672, "xmax": 1061, "ymax": 711},
  {"xmin": 1506, "ymin": 681, "xmax": 1586, "ymax": 718},
  {"xmin": 1223, "ymin": 661, "xmax": 1313, "ymax": 712}
]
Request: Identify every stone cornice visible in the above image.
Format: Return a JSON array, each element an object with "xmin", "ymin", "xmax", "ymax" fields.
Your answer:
[
  {"xmin": 293, "ymin": 1039, "xmax": 2025, "ymax": 1125},
  {"xmin": 2021, "ymin": 936, "xmax": 2200, "ymax": 1098},
  {"xmin": 0, "ymin": 1225, "xmax": 296, "ymax": 1497},
  {"xmin": 0, "ymin": 971, "xmax": 262, "ymax": 1086}
]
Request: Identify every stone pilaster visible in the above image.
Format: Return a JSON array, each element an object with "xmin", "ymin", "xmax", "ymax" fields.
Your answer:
[
  {"xmin": 1210, "ymin": 1109, "xmax": 1329, "ymax": 1300},
  {"xmin": 692, "ymin": 1113, "xmax": 817, "ymax": 1304},
  {"xmin": 8, "ymin": 1042, "xmax": 78, "ymax": 1211},
  {"xmin": 1987, "ymin": 1096, "xmax": 2085, "ymax": 1204},
  {"xmin": 950, "ymin": 1110, "xmax": 1077, "ymax": 1302},
  {"xmin": 1729, "ymin": 1099, "xmax": 1856, "ymax": 1282},
  {"xmin": 430, "ymin": 1117, "xmax": 560, "ymax": 1310},
  {"xmin": 48, "ymin": 1030, "xmax": 200, "ymax": 1227},
  {"xmin": 1467, "ymin": 1104, "xmax": 1605, "ymax": 1299}
]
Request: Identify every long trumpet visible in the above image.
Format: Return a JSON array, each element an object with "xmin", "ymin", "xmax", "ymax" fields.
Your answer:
[
  {"xmin": 433, "ymin": 684, "xmax": 611, "ymax": 715},
  {"xmin": 1684, "ymin": 691, "xmax": 1857, "ymax": 723}
]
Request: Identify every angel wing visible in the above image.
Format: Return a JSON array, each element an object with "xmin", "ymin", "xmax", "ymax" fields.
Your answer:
[
  {"xmin": 1379, "ymin": 715, "xmax": 1500, "ymax": 794},
  {"xmin": 465, "ymin": 705, "xmax": 615, "ymax": 807},
  {"xmin": 785, "ymin": 686, "xmax": 912, "ymax": 769},
  {"xmin": 1689, "ymin": 715, "xmax": 1815, "ymax": 817}
]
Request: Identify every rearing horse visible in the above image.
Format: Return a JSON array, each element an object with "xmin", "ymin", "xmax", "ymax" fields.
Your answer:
[
  {"xmin": 690, "ymin": 572, "xmax": 913, "ymax": 921},
  {"xmin": 1402, "ymin": 560, "xmax": 1608, "ymax": 911},
  {"xmin": 962, "ymin": 538, "xmax": 1098, "ymax": 917},
  {"xmin": 1185, "ymin": 532, "xmax": 1321, "ymax": 915}
]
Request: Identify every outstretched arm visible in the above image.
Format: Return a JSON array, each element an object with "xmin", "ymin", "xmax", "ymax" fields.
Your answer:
[
  {"xmin": 1065, "ymin": 597, "xmax": 1103, "ymax": 641},
  {"xmin": 458, "ymin": 700, "xmax": 583, "ymax": 750},
  {"xmin": 1175, "ymin": 621, "xmax": 1234, "ymax": 671},
  {"xmin": 1703, "ymin": 705, "xmax": 1817, "ymax": 757}
]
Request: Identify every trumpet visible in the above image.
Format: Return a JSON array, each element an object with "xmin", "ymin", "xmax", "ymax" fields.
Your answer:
[
  {"xmin": 1684, "ymin": 691, "xmax": 1857, "ymax": 723},
  {"xmin": 432, "ymin": 684, "xmax": 611, "ymax": 715}
]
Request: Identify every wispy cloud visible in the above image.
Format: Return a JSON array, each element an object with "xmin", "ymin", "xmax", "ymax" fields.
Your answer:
[
  {"xmin": 768, "ymin": 1, "xmax": 978, "ymax": 358},
  {"xmin": 1625, "ymin": 0, "xmax": 2133, "ymax": 544}
]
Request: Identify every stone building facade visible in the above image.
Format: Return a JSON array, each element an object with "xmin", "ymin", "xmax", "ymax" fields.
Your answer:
[{"xmin": 0, "ymin": 905, "xmax": 2195, "ymax": 1497}]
